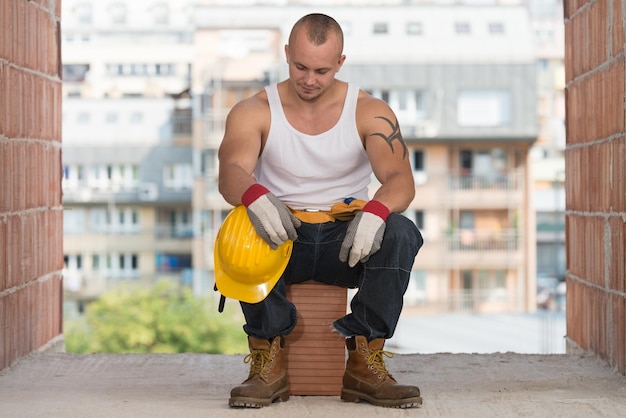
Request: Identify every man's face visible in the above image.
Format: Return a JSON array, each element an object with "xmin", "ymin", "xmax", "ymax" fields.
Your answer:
[{"xmin": 285, "ymin": 30, "xmax": 345, "ymax": 101}]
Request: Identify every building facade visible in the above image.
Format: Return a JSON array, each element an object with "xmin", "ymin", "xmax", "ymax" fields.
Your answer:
[{"xmin": 61, "ymin": 0, "xmax": 195, "ymax": 312}]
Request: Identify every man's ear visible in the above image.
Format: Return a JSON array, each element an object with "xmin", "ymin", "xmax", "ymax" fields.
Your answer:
[{"xmin": 284, "ymin": 44, "xmax": 290, "ymax": 63}]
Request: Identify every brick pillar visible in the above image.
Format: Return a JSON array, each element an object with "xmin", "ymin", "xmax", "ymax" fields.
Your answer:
[
  {"xmin": 0, "ymin": 0, "xmax": 63, "ymax": 370},
  {"xmin": 564, "ymin": 0, "xmax": 626, "ymax": 374}
]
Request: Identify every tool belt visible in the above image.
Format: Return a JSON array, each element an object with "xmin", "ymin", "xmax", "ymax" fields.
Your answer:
[{"xmin": 291, "ymin": 199, "xmax": 366, "ymax": 224}]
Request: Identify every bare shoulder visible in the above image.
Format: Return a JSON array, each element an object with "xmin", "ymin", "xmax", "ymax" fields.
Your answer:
[
  {"xmin": 356, "ymin": 90, "xmax": 398, "ymax": 135},
  {"xmin": 223, "ymin": 89, "xmax": 271, "ymax": 143},
  {"xmin": 228, "ymin": 90, "xmax": 270, "ymax": 119}
]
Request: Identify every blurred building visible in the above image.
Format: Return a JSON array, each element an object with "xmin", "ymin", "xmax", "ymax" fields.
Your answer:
[
  {"xmin": 528, "ymin": 0, "xmax": 566, "ymax": 283},
  {"xmin": 61, "ymin": 1, "xmax": 195, "ymax": 311}
]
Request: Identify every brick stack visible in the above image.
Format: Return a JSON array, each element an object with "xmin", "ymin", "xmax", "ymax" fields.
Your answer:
[{"xmin": 284, "ymin": 281, "xmax": 348, "ymax": 395}]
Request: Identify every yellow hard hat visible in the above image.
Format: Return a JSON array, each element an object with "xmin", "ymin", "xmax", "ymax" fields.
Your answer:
[{"xmin": 214, "ymin": 205, "xmax": 293, "ymax": 304}]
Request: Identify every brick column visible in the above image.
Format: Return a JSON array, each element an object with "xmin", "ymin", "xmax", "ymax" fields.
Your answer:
[
  {"xmin": 0, "ymin": 0, "xmax": 63, "ymax": 370},
  {"xmin": 564, "ymin": 0, "xmax": 626, "ymax": 374}
]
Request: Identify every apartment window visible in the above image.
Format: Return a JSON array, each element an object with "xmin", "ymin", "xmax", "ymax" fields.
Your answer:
[
  {"xmin": 405, "ymin": 269, "xmax": 426, "ymax": 305},
  {"xmin": 115, "ymin": 253, "xmax": 139, "ymax": 278},
  {"xmin": 62, "ymin": 64, "xmax": 90, "ymax": 82},
  {"xmin": 406, "ymin": 22, "xmax": 423, "ymax": 35},
  {"xmin": 130, "ymin": 112, "xmax": 143, "ymax": 124},
  {"xmin": 77, "ymin": 112, "xmax": 90, "ymax": 124},
  {"xmin": 152, "ymin": 3, "xmax": 169, "ymax": 25},
  {"xmin": 398, "ymin": 91, "xmax": 408, "ymax": 110},
  {"xmin": 156, "ymin": 254, "xmax": 192, "ymax": 273},
  {"xmin": 105, "ymin": 112, "xmax": 118, "ymax": 124},
  {"xmin": 340, "ymin": 21, "xmax": 352, "ymax": 36},
  {"xmin": 457, "ymin": 90, "xmax": 512, "ymax": 127},
  {"xmin": 63, "ymin": 209, "xmax": 86, "ymax": 235},
  {"xmin": 373, "ymin": 23, "xmax": 388, "ymax": 34},
  {"xmin": 75, "ymin": 3, "xmax": 92, "ymax": 25},
  {"xmin": 110, "ymin": 208, "xmax": 140, "ymax": 234},
  {"xmin": 164, "ymin": 163, "xmax": 193, "ymax": 189},
  {"xmin": 414, "ymin": 211, "xmax": 424, "ymax": 230},
  {"xmin": 413, "ymin": 150, "xmax": 425, "ymax": 172},
  {"xmin": 488, "ymin": 22, "xmax": 505, "ymax": 35},
  {"xmin": 460, "ymin": 211, "xmax": 475, "ymax": 229},
  {"xmin": 62, "ymin": 164, "xmax": 84, "ymax": 188},
  {"xmin": 109, "ymin": 3, "xmax": 127, "ymax": 25},
  {"xmin": 64, "ymin": 254, "xmax": 83, "ymax": 271},
  {"xmin": 455, "ymin": 22, "xmax": 471, "ymax": 35}
]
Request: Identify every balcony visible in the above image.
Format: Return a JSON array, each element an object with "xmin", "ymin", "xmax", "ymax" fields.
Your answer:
[{"xmin": 448, "ymin": 173, "xmax": 523, "ymax": 208}]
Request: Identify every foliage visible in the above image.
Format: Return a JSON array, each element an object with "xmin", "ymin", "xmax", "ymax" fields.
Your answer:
[{"xmin": 64, "ymin": 280, "xmax": 248, "ymax": 354}]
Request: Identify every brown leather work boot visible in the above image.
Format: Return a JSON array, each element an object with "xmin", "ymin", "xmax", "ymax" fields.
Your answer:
[
  {"xmin": 229, "ymin": 336, "xmax": 289, "ymax": 408},
  {"xmin": 341, "ymin": 335, "xmax": 422, "ymax": 408}
]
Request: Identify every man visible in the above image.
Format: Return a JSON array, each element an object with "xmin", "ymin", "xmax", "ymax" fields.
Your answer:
[{"xmin": 218, "ymin": 13, "xmax": 423, "ymax": 409}]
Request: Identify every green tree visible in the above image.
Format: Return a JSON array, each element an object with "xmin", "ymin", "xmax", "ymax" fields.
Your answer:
[{"xmin": 64, "ymin": 280, "xmax": 247, "ymax": 354}]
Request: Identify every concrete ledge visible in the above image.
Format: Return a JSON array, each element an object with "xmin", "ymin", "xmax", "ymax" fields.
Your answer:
[{"xmin": 1, "ymin": 352, "xmax": 625, "ymax": 417}]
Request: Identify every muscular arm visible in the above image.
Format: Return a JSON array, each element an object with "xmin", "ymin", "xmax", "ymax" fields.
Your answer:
[
  {"xmin": 358, "ymin": 94, "xmax": 415, "ymax": 212},
  {"xmin": 217, "ymin": 93, "xmax": 269, "ymax": 205}
]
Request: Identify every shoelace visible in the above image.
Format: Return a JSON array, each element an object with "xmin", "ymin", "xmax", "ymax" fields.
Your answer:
[
  {"xmin": 367, "ymin": 349, "xmax": 394, "ymax": 377},
  {"xmin": 244, "ymin": 349, "xmax": 271, "ymax": 375}
]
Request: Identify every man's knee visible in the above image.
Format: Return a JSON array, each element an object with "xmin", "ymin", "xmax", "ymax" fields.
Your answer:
[{"xmin": 385, "ymin": 214, "xmax": 423, "ymax": 251}]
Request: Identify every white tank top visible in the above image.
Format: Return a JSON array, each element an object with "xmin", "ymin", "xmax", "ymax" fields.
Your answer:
[{"xmin": 254, "ymin": 83, "xmax": 371, "ymax": 211}]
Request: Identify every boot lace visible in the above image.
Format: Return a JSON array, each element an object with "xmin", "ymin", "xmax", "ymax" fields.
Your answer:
[
  {"xmin": 244, "ymin": 349, "xmax": 272, "ymax": 376},
  {"xmin": 367, "ymin": 349, "xmax": 394, "ymax": 378}
]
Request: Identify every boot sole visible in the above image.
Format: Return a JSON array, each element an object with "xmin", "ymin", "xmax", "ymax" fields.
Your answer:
[
  {"xmin": 229, "ymin": 387, "xmax": 290, "ymax": 408},
  {"xmin": 341, "ymin": 388, "xmax": 422, "ymax": 409}
]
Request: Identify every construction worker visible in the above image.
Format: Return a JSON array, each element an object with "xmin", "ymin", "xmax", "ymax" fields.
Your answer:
[{"xmin": 217, "ymin": 13, "xmax": 423, "ymax": 409}]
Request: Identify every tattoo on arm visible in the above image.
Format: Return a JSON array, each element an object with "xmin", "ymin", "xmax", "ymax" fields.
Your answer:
[{"xmin": 369, "ymin": 116, "xmax": 408, "ymax": 159}]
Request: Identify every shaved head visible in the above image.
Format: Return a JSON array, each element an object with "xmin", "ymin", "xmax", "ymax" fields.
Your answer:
[{"xmin": 288, "ymin": 13, "xmax": 344, "ymax": 55}]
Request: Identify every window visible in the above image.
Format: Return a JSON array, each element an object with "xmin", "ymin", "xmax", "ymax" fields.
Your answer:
[
  {"xmin": 398, "ymin": 91, "xmax": 408, "ymax": 110},
  {"xmin": 164, "ymin": 163, "xmax": 193, "ymax": 189},
  {"xmin": 373, "ymin": 23, "xmax": 388, "ymax": 34},
  {"xmin": 488, "ymin": 22, "xmax": 505, "ymax": 35},
  {"xmin": 405, "ymin": 270, "xmax": 426, "ymax": 305},
  {"xmin": 75, "ymin": 3, "xmax": 92, "ymax": 25},
  {"xmin": 114, "ymin": 253, "xmax": 139, "ymax": 278},
  {"xmin": 63, "ymin": 209, "xmax": 86, "ymax": 235},
  {"xmin": 62, "ymin": 64, "xmax": 90, "ymax": 82},
  {"xmin": 130, "ymin": 112, "xmax": 143, "ymax": 124},
  {"xmin": 457, "ymin": 90, "xmax": 512, "ymax": 127},
  {"xmin": 62, "ymin": 164, "xmax": 84, "ymax": 188},
  {"xmin": 406, "ymin": 22, "xmax": 423, "ymax": 35},
  {"xmin": 77, "ymin": 112, "xmax": 90, "ymax": 124},
  {"xmin": 413, "ymin": 150, "xmax": 425, "ymax": 172},
  {"xmin": 460, "ymin": 211, "xmax": 475, "ymax": 229},
  {"xmin": 105, "ymin": 112, "xmax": 118, "ymax": 124},
  {"xmin": 152, "ymin": 3, "xmax": 169, "ymax": 25},
  {"xmin": 455, "ymin": 22, "xmax": 471, "ymax": 35},
  {"xmin": 381, "ymin": 90, "xmax": 390, "ymax": 103},
  {"xmin": 109, "ymin": 3, "xmax": 127, "ymax": 25},
  {"xmin": 414, "ymin": 211, "xmax": 424, "ymax": 230}
]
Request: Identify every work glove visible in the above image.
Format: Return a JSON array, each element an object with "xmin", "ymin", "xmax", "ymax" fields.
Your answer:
[
  {"xmin": 242, "ymin": 183, "xmax": 301, "ymax": 249},
  {"xmin": 339, "ymin": 200, "xmax": 390, "ymax": 267}
]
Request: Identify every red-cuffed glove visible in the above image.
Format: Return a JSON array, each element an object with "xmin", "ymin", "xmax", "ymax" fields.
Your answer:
[
  {"xmin": 339, "ymin": 200, "xmax": 389, "ymax": 267},
  {"xmin": 242, "ymin": 184, "xmax": 301, "ymax": 249}
]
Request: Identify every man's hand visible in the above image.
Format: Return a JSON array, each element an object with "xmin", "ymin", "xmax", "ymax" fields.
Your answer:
[
  {"xmin": 339, "ymin": 200, "xmax": 390, "ymax": 267},
  {"xmin": 242, "ymin": 184, "xmax": 301, "ymax": 249}
]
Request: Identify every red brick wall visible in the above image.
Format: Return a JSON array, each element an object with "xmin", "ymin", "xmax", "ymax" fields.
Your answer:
[
  {"xmin": 564, "ymin": 0, "xmax": 626, "ymax": 375},
  {"xmin": 0, "ymin": 0, "xmax": 63, "ymax": 370}
]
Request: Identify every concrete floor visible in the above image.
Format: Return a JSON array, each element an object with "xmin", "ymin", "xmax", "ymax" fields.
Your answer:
[{"xmin": 1, "ymin": 350, "xmax": 625, "ymax": 417}]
